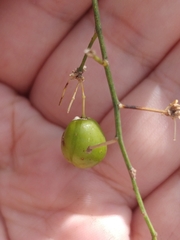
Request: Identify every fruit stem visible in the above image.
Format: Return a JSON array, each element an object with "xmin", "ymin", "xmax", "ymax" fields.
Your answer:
[
  {"xmin": 81, "ymin": 82, "xmax": 86, "ymax": 118},
  {"xmin": 77, "ymin": 32, "xmax": 97, "ymax": 117},
  {"xmin": 77, "ymin": 32, "xmax": 97, "ymax": 73}
]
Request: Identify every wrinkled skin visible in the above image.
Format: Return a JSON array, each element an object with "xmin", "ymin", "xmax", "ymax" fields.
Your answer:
[{"xmin": 0, "ymin": 1, "xmax": 180, "ymax": 239}]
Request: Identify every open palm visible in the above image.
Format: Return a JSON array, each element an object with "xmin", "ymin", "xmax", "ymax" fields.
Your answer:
[{"xmin": 0, "ymin": 1, "xmax": 180, "ymax": 239}]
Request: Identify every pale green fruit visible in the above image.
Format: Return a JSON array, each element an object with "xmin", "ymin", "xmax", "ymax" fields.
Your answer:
[{"xmin": 61, "ymin": 116, "xmax": 107, "ymax": 168}]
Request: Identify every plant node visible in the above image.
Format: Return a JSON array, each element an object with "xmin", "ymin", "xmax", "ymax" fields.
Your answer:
[
  {"xmin": 59, "ymin": 66, "xmax": 87, "ymax": 117},
  {"xmin": 84, "ymin": 48, "xmax": 109, "ymax": 66}
]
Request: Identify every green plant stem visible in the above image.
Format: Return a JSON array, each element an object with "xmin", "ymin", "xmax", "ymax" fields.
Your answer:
[
  {"xmin": 77, "ymin": 32, "xmax": 97, "ymax": 72},
  {"xmin": 92, "ymin": 0, "xmax": 157, "ymax": 239}
]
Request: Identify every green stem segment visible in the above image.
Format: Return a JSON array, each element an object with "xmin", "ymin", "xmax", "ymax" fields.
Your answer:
[
  {"xmin": 77, "ymin": 32, "xmax": 97, "ymax": 72},
  {"xmin": 92, "ymin": 0, "xmax": 157, "ymax": 239}
]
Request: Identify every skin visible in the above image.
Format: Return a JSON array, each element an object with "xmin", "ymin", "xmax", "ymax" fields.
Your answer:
[{"xmin": 0, "ymin": 0, "xmax": 180, "ymax": 239}]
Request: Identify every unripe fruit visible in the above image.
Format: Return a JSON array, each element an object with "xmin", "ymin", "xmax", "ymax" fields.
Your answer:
[{"xmin": 61, "ymin": 116, "xmax": 107, "ymax": 168}]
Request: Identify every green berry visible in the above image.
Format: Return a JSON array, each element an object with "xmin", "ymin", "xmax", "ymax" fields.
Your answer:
[{"xmin": 61, "ymin": 116, "xmax": 107, "ymax": 168}]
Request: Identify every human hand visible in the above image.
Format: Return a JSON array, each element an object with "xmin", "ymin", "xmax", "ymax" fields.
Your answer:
[{"xmin": 0, "ymin": 1, "xmax": 180, "ymax": 239}]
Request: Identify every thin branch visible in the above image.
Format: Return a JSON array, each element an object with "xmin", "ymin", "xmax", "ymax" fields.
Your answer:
[{"xmin": 77, "ymin": 32, "xmax": 97, "ymax": 72}]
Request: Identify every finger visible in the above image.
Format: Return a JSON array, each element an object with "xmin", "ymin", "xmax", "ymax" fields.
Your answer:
[{"xmin": 0, "ymin": 0, "xmax": 91, "ymax": 93}]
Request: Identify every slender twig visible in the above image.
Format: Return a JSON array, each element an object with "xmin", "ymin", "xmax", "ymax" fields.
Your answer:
[
  {"xmin": 87, "ymin": 138, "xmax": 118, "ymax": 152},
  {"xmin": 120, "ymin": 100, "xmax": 180, "ymax": 141},
  {"xmin": 76, "ymin": 32, "xmax": 97, "ymax": 117},
  {"xmin": 92, "ymin": 0, "xmax": 157, "ymax": 239},
  {"xmin": 120, "ymin": 103, "xmax": 167, "ymax": 114},
  {"xmin": 77, "ymin": 32, "xmax": 97, "ymax": 72}
]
